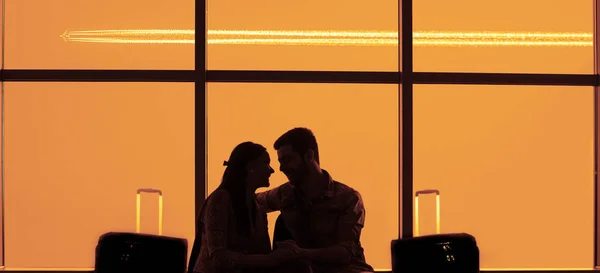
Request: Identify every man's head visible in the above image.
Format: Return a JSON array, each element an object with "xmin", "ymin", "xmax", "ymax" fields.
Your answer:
[{"xmin": 274, "ymin": 127, "xmax": 320, "ymax": 184}]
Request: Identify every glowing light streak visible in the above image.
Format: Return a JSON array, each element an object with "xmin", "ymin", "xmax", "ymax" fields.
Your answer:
[
  {"xmin": 61, "ymin": 29, "xmax": 594, "ymax": 47},
  {"xmin": 208, "ymin": 38, "xmax": 397, "ymax": 46}
]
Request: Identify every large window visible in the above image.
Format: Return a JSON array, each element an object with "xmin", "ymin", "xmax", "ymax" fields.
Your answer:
[
  {"xmin": 206, "ymin": 0, "xmax": 398, "ymax": 71},
  {"xmin": 5, "ymin": 0, "xmax": 194, "ymax": 69},
  {"xmin": 413, "ymin": 0, "xmax": 594, "ymax": 73},
  {"xmin": 3, "ymin": 82, "xmax": 195, "ymax": 268},
  {"xmin": 413, "ymin": 85, "xmax": 595, "ymax": 269},
  {"xmin": 206, "ymin": 83, "xmax": 398, "ymax": 270},
  {"xmin": 2, "ymin": 0, "xmax": 600, "ymax": 271}
]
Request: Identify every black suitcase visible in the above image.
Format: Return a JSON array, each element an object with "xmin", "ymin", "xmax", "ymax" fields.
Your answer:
[
  {"xmin": 392, "ymin": 233, "xmax": 479, "ymax": 273},
  {"xmin": 391, "ymin": 189, "xmax": 480, "ymax": 273},
  {"xmin": 95, "ymin": 189, "xmax": 188, "ymax": 273},
  {"xmin": 95, "ymin": 232, "xmax": 188, "ymax": 273}
]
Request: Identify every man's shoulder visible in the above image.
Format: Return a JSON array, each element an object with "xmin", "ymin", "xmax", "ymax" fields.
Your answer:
[
  {"xmin": 277, "ymin": 181, "xmax": 294, "ymax": 191},
  {"xmin": 333, "ymin": 180, "xmax": 360, "ymax": 196},
  {"xmin": 332, "ymin": 180, "xmax": 363, "ymax": 204}
]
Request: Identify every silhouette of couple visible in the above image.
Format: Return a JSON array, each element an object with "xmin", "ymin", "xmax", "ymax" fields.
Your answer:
[{"xmin": 189, "ymin": 128, "xmax": 374, "ymax": 273}]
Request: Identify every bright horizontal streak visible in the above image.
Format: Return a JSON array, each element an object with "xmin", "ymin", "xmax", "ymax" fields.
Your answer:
[
  {"xmin": 67, "ymin": 29, "xmax": 592, "ymax": 39},
  {"xmin": 210, "ymin": 38, "xmax": 591, "ymax": 47},
  {"xmin": 210, "ymin": 29, "xmax": 593, "ymax": 39},
  {"xmin": 66, "ymin": 29, "xmax": 193, "ymax": 35},
  {"xmin": 414, "ymin": 40, "xmax": 592, "ymax": 47},
  {"xmin": 208, "ymin": 38, "xmax": 397, "ymax": 46},
  {"xmin": 414, "ymin": 31, "xmax": 592, "ymax": 39},
  {"xmin": 66, "ymin": 37, "xmax": 593, "ymax": 47},
  {"xmin": 67, "ymin": 38, "xmax": 193, "ymax": 44},
  {"xmin": 62, "ymin": 29, "xmax": 595, "ymax": 47},
  {"xmin": 209, "ymin": 29, "xmax": 398, "ymax": 38}
]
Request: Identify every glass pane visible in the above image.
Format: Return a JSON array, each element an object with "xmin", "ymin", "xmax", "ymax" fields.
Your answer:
[
  {"xmin": 414, "ymin": 85, "xmax": 594, "ymax": 269},
  {"xmin": 3, "ymin": 82, "xmax": 195, "ymax": 269},
  {"xmin": 5, "ymin": 0, "xmax": 193, "ymax": 69},
  {"xmin": 207, "ymin": 83, "xmax": 398, "ymax": 270},
  {"xmin": 414, "ymin": 1, "xmax": 593, "ymax": 73},
  {"xmin": 207, "ymin": 0, "xmax": 398, "ymax": 71}
]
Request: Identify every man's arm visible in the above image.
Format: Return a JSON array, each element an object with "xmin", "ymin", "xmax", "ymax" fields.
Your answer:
[
  {"xmin": 255, "ymin": 186, "xmax": 284, "ymax": 213},
  {"xmin": 299, "ymin": 191, "xmax": 366, "ymax": 265}
]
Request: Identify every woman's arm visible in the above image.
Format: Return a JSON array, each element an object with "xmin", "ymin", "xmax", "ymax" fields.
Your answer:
[{"xmin": 200, "ymin": 190, "xmax": 282, "ymax": 269}]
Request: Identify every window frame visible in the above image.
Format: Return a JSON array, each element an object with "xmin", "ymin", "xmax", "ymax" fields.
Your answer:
[{"xmin": 0, "ymin": 0, "xmax": 599, "ymax": 271}]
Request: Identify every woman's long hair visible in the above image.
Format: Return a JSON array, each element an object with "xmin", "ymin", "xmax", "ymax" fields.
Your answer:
[
  {"xmin": 217, "ymin": 141, "xmax": 267, "ymax": 235},
  {"xmin": 188, "ymin": 142, "xmax": 267, "ymax": 272}
]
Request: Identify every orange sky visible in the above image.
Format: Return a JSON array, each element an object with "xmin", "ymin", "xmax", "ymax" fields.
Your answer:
[{"xmin": 0, "ymin": 0, "xmax": 597, "ymax": 270}]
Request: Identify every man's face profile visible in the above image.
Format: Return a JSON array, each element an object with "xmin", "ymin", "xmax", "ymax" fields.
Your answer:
[{"xmin": 277, "ymin": 145, "xmax": 307, "ymax": 184}]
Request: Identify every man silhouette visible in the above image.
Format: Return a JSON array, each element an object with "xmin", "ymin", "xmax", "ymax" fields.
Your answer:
[{"xmin": 256, "ymin": 127, "xmax": 374, "ymax": 273}]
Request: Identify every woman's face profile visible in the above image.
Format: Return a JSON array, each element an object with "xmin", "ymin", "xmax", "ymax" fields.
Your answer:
[{"xmin": 246, "ymin": 151, "xmax": 275, "ymax": 190}]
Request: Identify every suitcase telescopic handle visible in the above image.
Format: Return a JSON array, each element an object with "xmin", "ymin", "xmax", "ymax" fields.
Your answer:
[
  {"xmin": 137, "ymin": 188, "xmax": 163, "ymax": 195},
  {"xmin": 136, "ymin": 188, "xmax": 164, "ymax": 235},
  {"xmin": 414, "ymin": 189, "xmax": 440, "ymax": 236},
  {"xmin": 415, "ymin": 189, "xmax": 439, "ymax": 196}
]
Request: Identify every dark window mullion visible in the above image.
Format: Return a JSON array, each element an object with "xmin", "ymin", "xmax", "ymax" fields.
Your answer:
[
  {"xmin": 1, "ymin": 70, "xmax": 197, "ymax": 82},
  {"xmin": 195, "ymin": 0, "xmax": 207, "ymax": 229},
  {"xmin": 1, "ymin": 69, "xmax": 598, "ymax": 86},
  {"xmin": 399, "ymin": 0, "xmax": 414, "ymax": 240},
  {"xmin": 594, "ymin": 0, "xmax": 600, "ymax": 268}
]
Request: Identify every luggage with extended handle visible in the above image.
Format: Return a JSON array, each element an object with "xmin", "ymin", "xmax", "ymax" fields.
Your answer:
[
  {"xmin": 391, "ymin": 189, "xmax": 480, "ymax": 273},
  {"xmin": 95, "ymin": 188, "xmax": 188, "ymax": 273}
]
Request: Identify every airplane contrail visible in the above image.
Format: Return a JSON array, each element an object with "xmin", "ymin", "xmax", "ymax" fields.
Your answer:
[{"xmin": 60, "ymin": 29, "xmax": 594, "ymax": 47}]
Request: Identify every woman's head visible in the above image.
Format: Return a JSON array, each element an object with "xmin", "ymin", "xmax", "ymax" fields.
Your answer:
[
  {"xmin": 220, "ymin": 141, "xmax": 274, "ymax": 192},
  {"xmin": 217, "ymin": 141, "xmax": 274, "ymax": 235}
]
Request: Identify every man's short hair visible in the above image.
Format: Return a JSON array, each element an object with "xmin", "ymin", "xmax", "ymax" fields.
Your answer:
[{"xmin": 274, "ymin": 127, "xmax": 320, "ymax": 164}]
